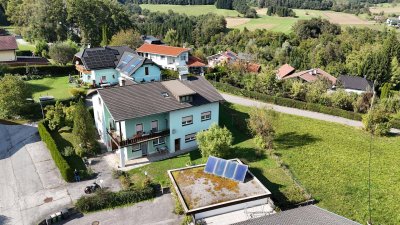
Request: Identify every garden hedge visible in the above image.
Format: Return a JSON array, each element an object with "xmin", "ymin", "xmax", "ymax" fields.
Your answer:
[
  {"xmin": 20, "ymin": 97, "xmax": 78, "ymax": 120},
  {"xmin": 75, "ymin": 187, "xmax": 156, "ymax": 213},
  {"xmin": 2, "ymin": 65, "xmax": 76, "ymax": 76},
  {"xmin": 211, "ymin": 81, "xmax": 363, "ymax": 121},
  {"xmin": 38, "ymin": 121, "xmax": 74, "ymax": 182},
  {"xmin": 16, "ymin": 50, "xmax": 33, "ymax": 56}
]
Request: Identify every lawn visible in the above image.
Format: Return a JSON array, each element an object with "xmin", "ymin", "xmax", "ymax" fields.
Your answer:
[
  {"xmin": 140, "ymin": 4, "xmax": 240, "ymax": 17},
  {"xmin": 51, "ymin": 127, "xmax": 86, "ymax": 171},
  {"xmin": 130, "ymin": 102, "xmax": 400, "ymax": 224},
  {"xmin": 27, "ymin": 76, "xmax": 82, "ymax": 101}
]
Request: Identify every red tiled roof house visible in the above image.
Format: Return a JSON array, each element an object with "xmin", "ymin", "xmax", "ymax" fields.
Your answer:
[{"xmin": 0, "ymin": 36, "xmax": 18, "ymax": 62}]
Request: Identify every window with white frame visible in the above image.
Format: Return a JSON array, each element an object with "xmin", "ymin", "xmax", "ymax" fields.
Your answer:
[
  {"xmin": 185, "ymin": 133, "xmax": 196, "ymax": 143},
  {"xmin": 180, "ymin": 95, "xmax": 192, "ymax": 103},
  {"xmin": 201, "ymin": 111, "xmax": 211, "ymax": 121},
  {"xmin": 161, "ymin": 56, "xmax": 165, "ymax": 60},
  {"xmin": 102, "ymin": 76, "xmax": 107, "ymax": 81},
  {"xmin": 181, "ymin": 55, "xmax": 186, "ymax": 61},
  {"xmin": 153, "ymin": 137, "xmax": 165, "ymax": 146},
  {"xmin": 132, "ymin": 144, "xmax": 141, "ymax": 152},
  {"xmin": 182, "ymin": 116, "xmax": 193, "ymax": 126},
  {"xmin": 136, "ymin": 123, "xmax": 143, "ymax": 134}
]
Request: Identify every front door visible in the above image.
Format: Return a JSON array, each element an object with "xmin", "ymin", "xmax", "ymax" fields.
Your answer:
[
  {"xmin": 141, "ymin": 143, "xmax": 148, "ymax": 156},
  {"xmin": 175, "ymin": 138, "xmax": 180, "ymax": 151}
]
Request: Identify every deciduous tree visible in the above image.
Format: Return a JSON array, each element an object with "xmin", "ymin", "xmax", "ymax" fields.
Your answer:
[{"xmin": 196, "ymin": 123, "xmax": 233, "ymax": 159}]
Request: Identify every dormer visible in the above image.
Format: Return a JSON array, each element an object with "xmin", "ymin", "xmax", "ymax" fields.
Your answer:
[{"xmin": 161, "ymin": 80, "xmax": 196, "ymax": 103}]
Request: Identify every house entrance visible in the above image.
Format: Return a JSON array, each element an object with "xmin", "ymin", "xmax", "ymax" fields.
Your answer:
[{"xmin": 175, "ymin": 138, "xmax": 180, "ymax": 151}]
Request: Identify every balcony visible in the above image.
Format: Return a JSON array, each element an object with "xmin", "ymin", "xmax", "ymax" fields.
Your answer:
[
  {"xmin": 75, "ymin": 64, "xmax": 91, "ymax": 74},
  {"xmin": 107, "ymin": 129, "xmax": 170, "ymax": 148}
]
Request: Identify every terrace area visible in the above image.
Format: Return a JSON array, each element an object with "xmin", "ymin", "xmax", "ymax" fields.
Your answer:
[{"xmin": 107, "ymin": 129, "xmax": 170, "ymax": 149}]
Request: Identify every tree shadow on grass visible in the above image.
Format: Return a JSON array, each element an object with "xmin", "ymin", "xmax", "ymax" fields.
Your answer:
[
  {"xmin": 220, "ymin": 102, "xmax": 251, "ymax": 145},
  {"xmin": 275, "ymin": 132, "xmax": 321, "ymax": 150},
  {"xmin": 227, "ymin": 146, "xmax": 267, "ymax": 164},
  {"xmin": 250, "ymin": 167, "xmax": 301, "ymax": 210},
  {"xmin": 27, "ymin": 83, "xmax": 51, "ymax": 97}
]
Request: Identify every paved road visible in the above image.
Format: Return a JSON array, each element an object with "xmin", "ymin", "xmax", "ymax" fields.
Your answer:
[
  {"xmin": 0, "ymin": 124, "xmax": 121, "ymax": 225},
  {"xmin": 0, "ymin": 124, "xmax": 72, "ymax": 225},
  {"xmin": 221, "ymin": 93, "xmax": 364, "ymax": 127},
  {"xmin": 63, "ymin": 194, "xmax": 182, "ymax": 225}
]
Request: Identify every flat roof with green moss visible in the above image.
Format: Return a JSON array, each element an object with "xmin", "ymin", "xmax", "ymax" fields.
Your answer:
[{"xmin": 168, "ymin": 160, "xmax": 271, "ymax": 214}]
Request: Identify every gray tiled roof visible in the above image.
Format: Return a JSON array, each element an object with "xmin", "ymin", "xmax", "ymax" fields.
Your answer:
[
  {"xmin": 338, "ymin": 75, "xmax": 373, "ymax": 91},
  {"xmin": 232, "ymin": 205, "xmax": 361, "ymax": 225},
  {"xmin": 97, "ymin": 76, "xmax": 224, "ymax": 121}
]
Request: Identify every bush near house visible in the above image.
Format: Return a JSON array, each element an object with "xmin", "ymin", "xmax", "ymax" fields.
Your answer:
[
  {"xmin": 0, "ymin": 65, "xmax": 75, "ymax": 77},
  {"xmin": 75, "ymin": 186, "xmax": 156, "ymax": 213},
  {"xmin": 211, "ymin": 81, "xmax": 363, "ymax": 121},
  {"xmin": 38, "ymin": 121, "xmax": 74, "ymax": 182}
]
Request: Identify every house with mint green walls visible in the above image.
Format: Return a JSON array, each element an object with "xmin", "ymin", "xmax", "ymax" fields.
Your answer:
[
  {"xmin": 93, "ymin": 76, "xmax": 224, "ymax": 167},
  {"xmin": 116, "ymin": 52, "xmax": 161, "ymax": 83},
  {"xmin": 74, "ymin": 46, "xmax": 161, "ymax": 87}
]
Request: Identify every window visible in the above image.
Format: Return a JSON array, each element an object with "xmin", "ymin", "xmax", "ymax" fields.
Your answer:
[
  {"xmin": 98, "ymin": 97, "xmax": 101, "ymax": 105},
  {"xmin": 132, "ymin": 144, "xmax": 141, "ymax": 152},
  {"xmin": 101, "ymin": 76, "xmax": 107, "ymax": 81},
  {"xmin": 136, "ymin": 123, "xmax": 143, "ymax": 134},
  {"xmin": 182, "ymin": 116, "xmax": 193, "ymax": 126},
  {"xmin": 180, "ymin": 95, "xmax": 192, "ymax": 103},
  {"xmin": 185, "ymin": 133, "xmax": 196, "ymax": 143},
  {"xmin": 181, "ymin": 55, "xmax": 186, "ymax": 61},
  {"xmin": 201, "ymin": 111, "xmax": 211, "ymax": 121},
  {"xmin": 161, "ymin": 56, "xmax": 165, "ymax": 60},
  {"xmin": 151, "ymin": 120, "xmax": 158, "ymax": 133},
  {"xmin": 112, "ymin": 74, "xmax": 115, "ymax": 79},
  {"xmin": 145, "ymin": 67, "xmax": 149, "ymax": 76},
  {"xmin": 153, "ymin": 137, "xmax": 165, "ymax": 146}
]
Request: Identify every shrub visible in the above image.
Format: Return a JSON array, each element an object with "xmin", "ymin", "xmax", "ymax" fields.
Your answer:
[
  {"xmin": 16, "ymin": 50, "xmax": 32, "ymax": 56},
  {"xmin": 196, "ymin": 123, "xmax": 233, "ymax": 159},
  {"xmin": 69, "ymin": 88, "xmax": 86, "ymax": 98},
  {"xmin": 181, "ymin": 215, "xmax": 193, "ymax": 225},
  {"xmin": 62, "ymin": 146, "xmax": 75, "ymax": 157},
  {"xmin": 112, "ymin": 169, "xmax": 126, "ymax": 179},
  {"xmin": 38, "ymin": 121, "xmax": 74, "ymax": 182},
  {"xmin": 330, "ymin": 90, "xmax": 356, "ymax": 111},
  {"xmin": 362, "ymin": 107, "xmax": 392, "ymax": 136},
  {"xmin": 34, "ymin": 40, "xmax": 49, "ymax": 56},
  {"xmin": 0, "ymin": 75, "xmax": 31, "ymax": 119},
  {"xmin": 75, "ymin": 187, "xmax": 155, "ymax": 213},
  {"xmin": 119, "ymin": 175, "xmax": 131, "ymax": 189},
  {"xmin": 247, "ymin": 107, "xmax": 278, "ymax": 150},
  {"xmin": 49, "ymin": 42, "xmax": 79, "ymax": 65}
]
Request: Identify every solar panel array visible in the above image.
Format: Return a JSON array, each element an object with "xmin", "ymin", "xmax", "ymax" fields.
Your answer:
[
  {"xmin": 84, "ymin": 49, "xmax": 117, "ymax": 69},
  {"xmin": 204, "ymin": 156, "xmax": 248, "ymax": 183},
  {"xmin": 116, "ymin": 52, "xmax": 145, "ymax": 75}
]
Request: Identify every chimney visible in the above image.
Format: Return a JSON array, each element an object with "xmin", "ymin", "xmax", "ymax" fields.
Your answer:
[
  {"xmin": 119, "ymin": 77, "xmax": 126, "ymax": 87},
  {"xmin": 179, "ymin": 74, "xmax": 188, "ymax": 81}
]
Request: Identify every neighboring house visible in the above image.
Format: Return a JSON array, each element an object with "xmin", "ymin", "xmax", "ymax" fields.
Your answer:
[
  {"xmin": 207, "ymin": 51, "xmax": 239, "ymax": 68},
  {"xmin": 276, "ymin": 64, "xmax": 295, "ymax": 80},
  {"xmin": 0, "ymin": 35, "xmax": 17, "ymax": 62},
  {"xmin": 93, "ymin": 76, "xmax": 224, "ymax": 167},
  {"xmin": 207, "ymin": 50, "xmax": 261, "ymax": 73},
  {"xmin": 232, "ymin": 205, "xmax": 361, "ymax": 225},
  {"xmin": 141, "ymin": 35, "xmax": 164, "ymax": 45},
  {"xmin": 187, "ymin": 55, "xmax": 207, "ymax": 75},
  {"xmin": 136, "ymin": 43, "xmax": 190, "ymax": 71},
  {"xmin": 282, "ymin": 68, "xmax": 337, "ymax": 85},
  {"xmin": 337, "ymin": 75, "xmax": 373, "ymax": 94},
  {"xmin": 387, "ymin": 17, "xmax": 400, "ymax": 26},
  {"xmin": 116, "ymin": 51, "xmax": 162, "ymax": 83},
  {"xmin": 74, "ymin": 46, "xmax": 161, "ymax": 87}
]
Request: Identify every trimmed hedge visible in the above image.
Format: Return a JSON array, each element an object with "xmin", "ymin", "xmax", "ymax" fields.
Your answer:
[
  {"xmin": 16, "ymin": 50, "xmax": 33, "ymax": 56},
  {"xmin": 38, "ymin": 121, "xmax": 74, "ymax": 182},
  {"xmin": 211, "ymin": 81, "xmax": 363, "ymax": 121},
  {"xmin": 20, "ymin": 97, "xmax": 78, "ymax": 120},
  {"xmin": 75, "ymin": 187, "xmax": 156, "ymax": 213},
  {"xmin": 2, "ymin": 65, "xmax": 76, "ymax": 76}
]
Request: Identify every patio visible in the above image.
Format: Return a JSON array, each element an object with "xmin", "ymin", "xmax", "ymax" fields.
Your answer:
[{"xmin": 117, "ymin": 146, "xmax": 197, "ymax": 171}]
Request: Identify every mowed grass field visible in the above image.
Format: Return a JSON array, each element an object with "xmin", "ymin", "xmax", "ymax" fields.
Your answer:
[
  {"xmin": 370, "ymin": 3, "xmax": 400, "ymax": 14},
  {"xmin": 27, "ymin": 76, "xmax": 83, "ymax": 101},
  {"xmin": 140, "ymin": 4, "xmax": 376, "ymax": 33},
  {"xmin": 130, "ymin": 102, "xmax": 400, "ymax": 224}
]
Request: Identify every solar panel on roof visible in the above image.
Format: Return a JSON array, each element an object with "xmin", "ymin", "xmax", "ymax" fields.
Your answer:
[
  {"xmin": 125, "ymin": 59, "xmax": 143, "ymax": 74},
  {"xmin": 214, "ymin": 159, "xmax": 227, "ymax": 176},
  {"xmin": 233, "ymin": 164, "xmax": 248, "ymax": 182},
  {"xmin": 204, "ymin": 156, "xmax": 218, "ymax": 173},
  {"xmin": 204, "ymin": 156, "xmax": 248, "ymax": 183},
  {"xmin": 223, "ymin": 161, "xmax": 237, "ymax": 179}
]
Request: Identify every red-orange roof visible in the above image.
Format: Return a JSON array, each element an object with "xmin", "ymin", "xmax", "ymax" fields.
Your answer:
[
  {"xmin": 0, "ymin": 36, "xmax": 18, "ymax": 51},
  {"xmin": 187, "ymin": 56, "xmax": 206, "ymax": 67},
  {"xmin": 247, "ymin": 63, "xmax": 261, "ymax": 73},
  {"xmin": 277, "ymin": 64, "xmax": 295, "ymax": 79},
  {"xmin": 136, "ymin": 43, "xmax": 190, "ymax": 57}
]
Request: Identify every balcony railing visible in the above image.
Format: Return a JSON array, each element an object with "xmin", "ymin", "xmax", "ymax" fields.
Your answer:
[
  {"xmin": 75, "ymin": 64, "xmax": 91, "ymax": 74},
  {"xmin": 107, "ymin": 129, "xmax": 170, "ymax": 148}
]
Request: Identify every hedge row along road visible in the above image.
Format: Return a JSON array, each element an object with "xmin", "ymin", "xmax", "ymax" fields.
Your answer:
[{"xmin": 220, "ymin": 93, "xmax": 400, "ymax": 134}]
